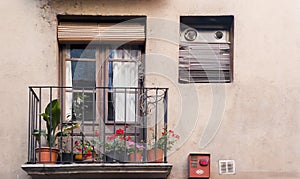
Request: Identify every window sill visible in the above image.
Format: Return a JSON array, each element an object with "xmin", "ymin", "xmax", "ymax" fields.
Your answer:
[{"xmin": 21, "ymin": 163, "xmax": 173, "ymax": 179}]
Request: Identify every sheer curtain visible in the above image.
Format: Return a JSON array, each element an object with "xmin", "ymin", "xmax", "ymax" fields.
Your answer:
[
  {"xmin": 65, "ymin": 61, "xmax": 73, "ymax": 121},
  {"xmin": 110, "ymin": 49, "xmax": 140, "ymax": 122}
]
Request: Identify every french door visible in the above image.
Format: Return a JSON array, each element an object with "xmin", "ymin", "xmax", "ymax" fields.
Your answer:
[{"xmin": 61, "ymin": 44, "xmax": 144, "ymax": 125}]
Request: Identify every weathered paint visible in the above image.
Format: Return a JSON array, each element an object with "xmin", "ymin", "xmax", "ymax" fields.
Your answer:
[{"xmin": 1, "ymin": 0, "xmax": 300, "ymax": 178}]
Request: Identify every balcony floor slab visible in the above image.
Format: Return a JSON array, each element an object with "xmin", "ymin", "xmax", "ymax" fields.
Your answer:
[{"xmin": 21, "ymin": 163, "xmax": 173, "ymax": 179}]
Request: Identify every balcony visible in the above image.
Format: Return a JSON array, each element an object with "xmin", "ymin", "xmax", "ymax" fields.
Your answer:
[{"xmin": 22, "ymin": 86, "xmax": 172, "ymax": 179}]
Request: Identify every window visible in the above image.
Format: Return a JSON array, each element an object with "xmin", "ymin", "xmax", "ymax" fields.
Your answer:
[
  {"xmin": 58, "ymin": 16, "xmax": 146, "ymax": 123},
  {"xmin": 179, "ymin": 16, "xmax": 234, "ymax": 83},
  {"xmin": 64, "ymin": 45, "xmax": 97, "ymax": 122},
  {"xmin": 106, "ymin": 48, "xmax": 142, "ymax": 122}
]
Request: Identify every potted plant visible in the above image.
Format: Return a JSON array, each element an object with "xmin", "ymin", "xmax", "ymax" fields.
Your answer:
[
  {"xmin": 74, "ymin": 139, "xmax": 95, "ymax": 161},
  {"xmin": 33, "ymin": 99, "xmax": 79, "ymax": 164},
  {"xmin": 61, "ymin": 139, "xmax": 73, "ymax": 164},
  {"xmin": 105, "ymin": 127, "xmax": 131, "ymax": 162},
  {"xmin": 73, "ymin": 130, "xmax": 102, "ymax": 162},
  {"xmin": 127, "ymin": 141, "xmax": 145, "ymax": 162},
  {"xmin": 147, "ymin": 128, "xmax": 180, "ymax": 162},
  {"xmin": 59, "ymin": 122, "xmax": 80, "ymax": 164}
]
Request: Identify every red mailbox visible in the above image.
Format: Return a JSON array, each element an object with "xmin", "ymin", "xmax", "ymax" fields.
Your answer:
[{"xmin": 188, "ymin": 153, "xmax": 210, "ymax": 178}]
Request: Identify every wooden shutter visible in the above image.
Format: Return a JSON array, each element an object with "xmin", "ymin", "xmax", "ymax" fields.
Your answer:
[
  {"xmin": 179, "ymin": 42, "xmax": 231, "ymax": 83},
  {"xmin": 58, "ymin": 22, "xmax": 145, "ymax": 43}
]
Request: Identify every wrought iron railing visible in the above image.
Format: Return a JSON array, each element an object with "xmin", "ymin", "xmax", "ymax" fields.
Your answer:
[{"xmin": 27, "ymin": 86, "xmax": 168, "ymax": 164}]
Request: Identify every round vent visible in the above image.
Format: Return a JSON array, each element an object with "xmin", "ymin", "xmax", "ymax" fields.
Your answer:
[{"xmin": 184, "ymin": 29, "xmax": 197, "ymax": 41}]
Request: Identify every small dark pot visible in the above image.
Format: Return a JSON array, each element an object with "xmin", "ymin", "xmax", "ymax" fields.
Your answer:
[
  {"xmin": 118, "ymin": 152, "xmax": 128, "ymax": 163},
  {"xmin": 61, "ymin": 153, "xmax": 73, "ymax": 164},
  {"xmin": 105, "ymin": 151, "xmax": 117, "ymax": 162},
  {"xmin": 105, "ymin": 151, "xmax": 128, "ymax": 162}
]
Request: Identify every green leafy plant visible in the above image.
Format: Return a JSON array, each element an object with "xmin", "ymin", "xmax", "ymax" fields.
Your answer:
[
  {"xmin": 33, "ymin": 99, "xmax": 80, "ymax": 147},
  {"xmin": 60, "ymin": 122, "xmax": 81, "ymax": 153}
]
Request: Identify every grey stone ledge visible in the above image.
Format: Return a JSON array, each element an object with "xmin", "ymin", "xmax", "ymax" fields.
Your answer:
[{"xmin": 21, "ymin": 163, "xmax": 173, "ymax": 179}]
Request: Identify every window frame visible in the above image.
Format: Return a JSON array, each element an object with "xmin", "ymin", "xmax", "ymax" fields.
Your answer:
[
  {"xmin": 179, "ymin": 16, "xmax": 234, "ymax": 83},
  {"xmin": 59, "ymin": 44, "xmax": 145, "ymax": 124}
]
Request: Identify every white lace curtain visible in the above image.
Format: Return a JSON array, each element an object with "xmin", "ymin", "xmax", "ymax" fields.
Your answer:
[
  {"xmin": 110, "ymin": 49, "xmax": 140, "ymax": 122},
  {"xmin": 65, "ymin": 48, "xmax": 141, "ymax": 122}
]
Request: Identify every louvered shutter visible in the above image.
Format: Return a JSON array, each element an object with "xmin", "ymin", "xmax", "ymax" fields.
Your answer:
[
  {"xmin": 218, "ymin": 160, "xmax": 235, "ymax": 174},
  {"xmin": 179, "ymin": 42, "xmax": 231, "ymax": 83},
  {"xmin": 58, "ymin": 22, "xmax": 145, "ymax": 43}
]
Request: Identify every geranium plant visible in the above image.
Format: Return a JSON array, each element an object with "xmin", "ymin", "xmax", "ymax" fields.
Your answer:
[
  {"xmin": 74, "ymin": 139, "xmax": 95, "ymax": 159},
  {"xmin": 74, "ymin": 131, "xmax": 102, "ymax": 160},
  {"xmin": 127, "ymin": 141, "xmax": 145, "ymax": 154},
  {"xmin": 105, "ymin": 127, "xmax": 131, "ymax": 153},
  {"xmin": 148, "ymin": 128, "xmax": 180, "ymax": 151}
]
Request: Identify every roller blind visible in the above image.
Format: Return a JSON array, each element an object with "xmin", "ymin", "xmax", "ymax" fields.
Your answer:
[
  {"xmin": 179, "ymin": 42, "xmax": 231, "ymax": 83},
  {"xmin": 58, "ymin": 22, "xmax": 145, "ymax": 43}
]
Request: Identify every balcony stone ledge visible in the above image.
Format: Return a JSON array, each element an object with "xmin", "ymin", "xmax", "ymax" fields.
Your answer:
[{"xmin": 21, "ymin": 163, "xmax": 173, "ymax": 179}]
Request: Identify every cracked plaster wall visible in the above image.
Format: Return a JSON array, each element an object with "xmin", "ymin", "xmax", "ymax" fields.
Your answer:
[{"xmin": 1, "ymin": 0, "xmax": 300, "ymax": 178}]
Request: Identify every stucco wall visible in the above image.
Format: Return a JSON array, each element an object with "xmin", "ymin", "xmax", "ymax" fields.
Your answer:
[{"xmin": 1, "ymin": 0, "xmax": 300, "ymax": 178}]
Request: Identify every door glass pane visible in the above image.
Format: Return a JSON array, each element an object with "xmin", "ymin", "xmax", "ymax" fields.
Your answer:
[
  {"xmin": 69, "ymin": 61, "xmax": 96, "ymax": 88},
  {"xmin": 66, "ymin": 91, "xmax": 95, "ymax": 121},
  {"xmin": 72, "ymin": 92, "xmax": 95, "ymax": 121},
  {"xmin": 107, "ymin": 92, "xmax": 115, "ymax": 121},
  {"xmin": 108, "ymin": 48, "xmax": 139, "ymax": 122},
  {"xmin": 70, "ymin": 45, "xmax": 96, "ymax": 59}
]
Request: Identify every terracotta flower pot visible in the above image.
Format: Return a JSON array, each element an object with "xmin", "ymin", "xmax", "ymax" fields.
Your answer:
[
  {"xmin": 35, "ymin": 147, "xmax": 59, "ymax": 164},
  {"xmin": 129, "ymin": 153, "xmax": 143, "ymax": 162},
  {"xmin": 147, "ymin": 149, "xmax": 164, "ymax": 163}
]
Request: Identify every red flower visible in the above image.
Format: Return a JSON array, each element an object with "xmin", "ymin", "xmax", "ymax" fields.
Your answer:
[
  {"xmin": 75, "ymin": 140, "xmax": 83, "ymax": 151},
  {"xmin": 107, "ymin": 134, "xmax": 117, "ymax": 141},
  {"xmin": 95, "ymin": 130, "xmax": 99, "ymax": 137},
  {"xmin": 120, "ymin": 136, "xmax": 130, "ymax": 141},
  {"xmin": 85, "ymin": 152, "xmax": 92, "ymax": 158},
  {"xmin": 169, "ymin": 130, "xmax": 174, "ymax": 133},
  {"xmin": 116, "ymin": 128, "xmax": 124, "ymax": 135}
]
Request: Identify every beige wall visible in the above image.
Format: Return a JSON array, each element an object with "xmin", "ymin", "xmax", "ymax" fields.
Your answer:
[{"xmin": 1, "ymin": 0, "xmax": 300, "ymax": 178}]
